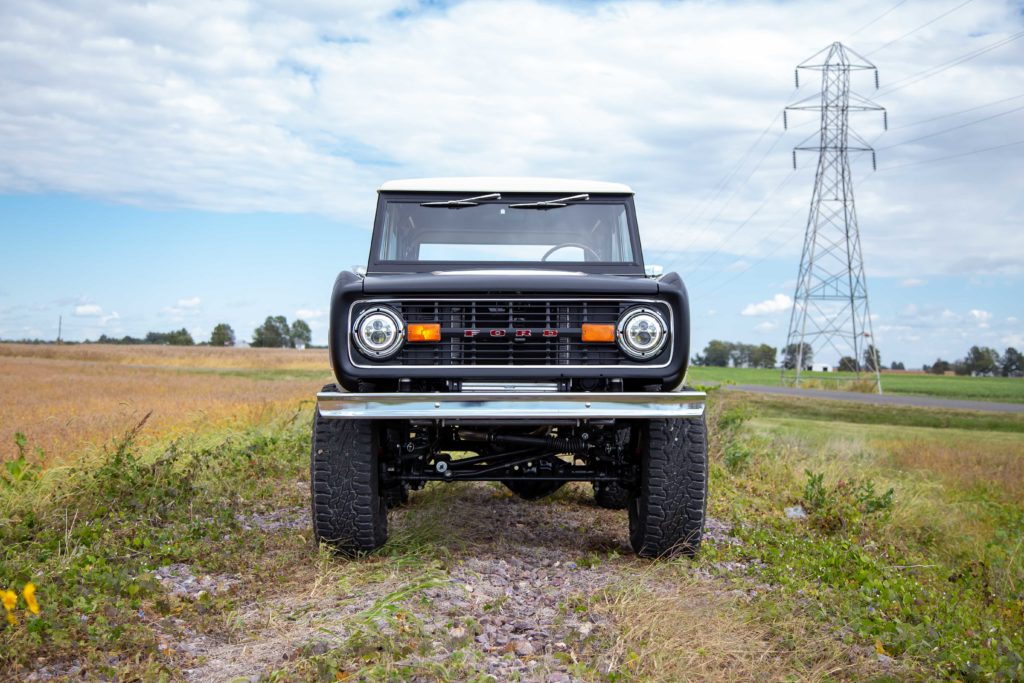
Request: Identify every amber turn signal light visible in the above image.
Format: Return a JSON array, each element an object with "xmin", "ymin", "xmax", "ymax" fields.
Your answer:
[
  {"xmin": 407, "ymin": 323, "xmax": 441, "ymax": 342},
  {"xmin": 581, "ymin": 323, "xmax": 616, "ymax": 343}
]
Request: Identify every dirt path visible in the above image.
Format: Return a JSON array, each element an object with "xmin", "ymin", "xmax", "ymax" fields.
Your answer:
[
  {"xmin": 153, "ymin": 484, "xmax": 677, "ymax": 681},
  {"xmin": 145, "ymin": 483, "xmax": 877, "ymax": 682}
]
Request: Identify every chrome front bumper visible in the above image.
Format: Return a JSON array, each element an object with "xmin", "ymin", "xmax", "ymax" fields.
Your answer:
[{"xmin": 316, "ymin": 390, "xmax": 706, "ymax": 420}]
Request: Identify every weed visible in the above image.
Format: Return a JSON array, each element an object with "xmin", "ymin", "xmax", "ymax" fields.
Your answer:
[{"xmin": 801, "ymin": 470, "xmax": 893, "ymax": 533}]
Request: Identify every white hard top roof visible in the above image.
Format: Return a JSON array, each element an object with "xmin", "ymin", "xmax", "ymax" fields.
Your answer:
[{"xmin": 378, "ymin": 177, "xmax": 634, "ymax": 194}]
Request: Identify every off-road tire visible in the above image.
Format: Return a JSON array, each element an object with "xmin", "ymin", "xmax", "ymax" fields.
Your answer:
[
  {"xmin": 593, "ymin": 481, "xmax": 630, "ymax": 510},
  {"xmin": 310, "ymin": 384, "xmax": 388, "ymax": 553},
  {"xmin": 628, "ymin": 416, "xmax": 708, "ymax": 558}
]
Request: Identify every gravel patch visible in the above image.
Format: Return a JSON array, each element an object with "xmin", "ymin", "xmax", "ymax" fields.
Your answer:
[
  {"xmin": 152, "ymin": 563, "xmax": 240, "ymax": 600},
  {"xmin": 235, "ymin": 506, "xmax": 307, "ymax": 533}
]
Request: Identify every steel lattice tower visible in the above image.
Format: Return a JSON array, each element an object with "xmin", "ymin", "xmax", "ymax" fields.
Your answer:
[{"xmin": 781, "ymin": 42, "xmax": 886, "ymax": 392}]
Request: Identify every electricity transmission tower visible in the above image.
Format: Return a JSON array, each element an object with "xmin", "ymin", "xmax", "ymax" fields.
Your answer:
[{"xmin": 781, "ymin": 42, "xmax": 886, "ymax": 392}]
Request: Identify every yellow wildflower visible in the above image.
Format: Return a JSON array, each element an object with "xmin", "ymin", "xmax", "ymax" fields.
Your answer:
[
  {"xmin": 5, "ymin": 612, "xmax": 15, "ymax": 626},
  {"xmin": 23, "ymin": 583, "xmax": 39, "ymax": 615},
  {"xmin": 1, "ymin": 589, "xmax": 16, "ymax": 612}
]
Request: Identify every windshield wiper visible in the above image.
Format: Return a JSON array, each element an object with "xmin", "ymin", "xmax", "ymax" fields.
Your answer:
[
  {"xmin": 508, "ymin": 194, "xmax": 590, "ymax": 210},
  {"xmin": 420, "ymin": 193, "xmax": 501, "ymax": 208}
]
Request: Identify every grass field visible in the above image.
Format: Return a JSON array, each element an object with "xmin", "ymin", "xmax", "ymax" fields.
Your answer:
[
  {"xmin": 688, "ymin": 365, "xmax": 1024, "ymax": 403},
  {"xmin": 2, "ymin": 346, "xmax": 1023, "ymax": 681},
  {"xmin": 0, "ymin": 343, "xmax": 332, "ymax": 465}
]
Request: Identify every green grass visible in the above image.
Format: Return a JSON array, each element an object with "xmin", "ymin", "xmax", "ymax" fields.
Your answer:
[
  {"xmin": 731, "ymin": 390, "xmax": 1024, "ymax": 433},
  {"xmin": 5, "ymin": 393, "xmax": 1024, "ymax": 680},
  {"xmin": 698, "ymin": 394, "xmax": 1024, "ymax": 680},
  {"xmin": 688, "ymin": 366, "xmax": 1024, "ymax": 404}
]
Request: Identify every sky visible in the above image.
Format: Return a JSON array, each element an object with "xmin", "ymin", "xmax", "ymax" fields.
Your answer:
[{"xmin": 1, "ymin": 0, "xmax": 1022, "ymax": 367}]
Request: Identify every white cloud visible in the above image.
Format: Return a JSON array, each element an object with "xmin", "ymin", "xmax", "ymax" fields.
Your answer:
[
  {"xmin": 0, "ymin": 1, "xmax": 1021, "ymax": 277},
  {"xmin": 70, "ymin": 303, "xmax": 118, "ymax": 326},
  {"xmin": 1002, "ymin": 334, "xmax": 1024, "ymax": 347},
  {"xmin": 295, "ymin": 308, "xmax": 324, "ymax": 319},
  {"xmin": 970, "ymin": 309, "xmax": 992, "ymax": 328},
  {"xmin": 900, "ymin": 278, "xmax": 926, "ymax": 288},
  {"xmin": 742, "ymin": 293, "xmax": 792, "ymax": 316},
  {"xmin": 74, "ymin": 304, "xmax": 103, "ymax": 317},
  {"xmin": 162, "ymin": 296, "xmax": 202, "ymax": 319},
  {"xmin": 754, "ymin": 321, "xmax": 777, "ymax": 332}
]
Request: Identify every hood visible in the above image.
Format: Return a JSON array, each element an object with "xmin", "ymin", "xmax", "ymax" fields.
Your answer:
[{"xmin": 360, "ymin": 271, "xmax": 661, "ymax": 296}]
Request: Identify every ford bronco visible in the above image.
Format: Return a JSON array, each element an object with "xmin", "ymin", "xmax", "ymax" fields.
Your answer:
[{"xmin": 312, "ymin": 178, "xmax": 707, "ymax": 557}]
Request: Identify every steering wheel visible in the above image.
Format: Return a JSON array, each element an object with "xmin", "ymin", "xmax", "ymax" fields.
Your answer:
[{"xmin": 541, "ymin": 242, "xmax": 602, "ymax": 262}]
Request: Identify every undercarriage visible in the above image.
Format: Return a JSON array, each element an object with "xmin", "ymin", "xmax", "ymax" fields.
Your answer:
[{"xmin": 380, "ymin": 421, "xmax": 636, "ymax": 487}]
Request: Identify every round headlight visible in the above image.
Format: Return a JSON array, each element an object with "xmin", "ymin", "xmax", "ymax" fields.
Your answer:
[
  {"xmin": 617, "ymin": 307, "xmax": 668, "ymax": 360},
  {"xmin": 353, "ymin": 306, "xmax": 404, "ymax": 359}
]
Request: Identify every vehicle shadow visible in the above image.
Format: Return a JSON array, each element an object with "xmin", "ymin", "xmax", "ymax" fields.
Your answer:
[{"xmin": 388, "ymin": 481, "xmax": 632, "ymax": 558}]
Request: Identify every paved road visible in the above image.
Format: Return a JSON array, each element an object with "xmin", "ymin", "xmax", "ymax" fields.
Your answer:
[{"xmin": 723, "ymin": 383, "xmax": 1024, "ymax": 414}]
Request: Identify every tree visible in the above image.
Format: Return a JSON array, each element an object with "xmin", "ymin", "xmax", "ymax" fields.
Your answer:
[
  {"xmin": 783, "ymin": 343, "xmax": 813, "ymax": 370},
  {"xmin": 964, "ymin": 345, "xmax": 1000, "ymax": 375},
  {"xmin": 145, "ymin": 328, "xmax": 194, "ymax": 345},
  {"xmin": 1002, "ymin": 347, "xmax": 1023, "ymax": 377},
  {"xmin": 701, "ymin": 340, "xmax": 732, "ymax": 367},
  {"xmin": 838, "ymin": 356, "xmax": 858, "ymax": 372},
  {"xmin": 290, "ymin": 319, "xmax": 312, "ymax": 348},
  {"xmin": 252, "ymin": 316, "xmax": 291, "ymax": 348},
  {"xmin": 750, "ymin": 344, "xmax": 777, "ymax": 369},
  {"xmin": 863, "ymin": 344, "xmax": 881, "ymax": 372},
  {"xmin": 890, "ymin": 361, "xmax": 905, "ymax": 370},
  {"xmin": 926, "ymin": 358, "xmax": 951, "ymax": 375},
  {"xmin": 210, "ymin": 323, "xmax": 235, "ymax": 347},
  {"xmin": 729, "ymin": 343, "xmax": 755, "ymax": 368}
]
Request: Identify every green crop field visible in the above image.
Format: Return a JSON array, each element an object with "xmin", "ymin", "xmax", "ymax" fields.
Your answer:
[{"xmin": 687, "ymin": 365, "xmax": 1024, "ymax": 403}]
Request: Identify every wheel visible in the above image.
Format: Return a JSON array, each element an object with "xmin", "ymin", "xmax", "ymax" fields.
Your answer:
[
  {"xmin": 310, "ymin": 384, "xmax": 388, "ymax": 553},
  {"xmin": 593, "ymin": 481, "xmax": 629, "ymax": 510},
  {"xmin": 502, "ymin": 456, "xmax": 566, "ymax": 501},
  {"xmin": 628, "ymin": 416, "xmax": 708, "ymax": 558}
]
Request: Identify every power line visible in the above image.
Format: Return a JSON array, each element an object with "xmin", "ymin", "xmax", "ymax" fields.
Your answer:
[
  {"xmin": 679, "ymin": 111, "xmax": 785, "ymax": 232},
  {"xmin": 876, "ymin": 30, "xmax": 1024, "ymax": 95},
  {"xmin": 662, "ymin": 123, "xmax": 792, "ymax": 275},
  {"xmin": 877, "ymin": 103, "xmax": 1024, "ymax": 149},
  {"xmin": 699, "ymin": 157, "xmax": 875, "ymax": 296},
  {"xmin": 890, "ymin": 92, "xmax": 1024, "ymax": 129},
  {"xmin": 688, "ymin": 169, "xmax": 801, "ymax": 273},
  {"xmin": 865, "ymin": 0, "xmax": 977, "ymax": 57},
  {"xmin": 848, "ymin": 0, "xmax": 909, "ymax": 39},
  {"xmin": 878, "ymin": 138, "xmax": 1024, "ymax": 170}
]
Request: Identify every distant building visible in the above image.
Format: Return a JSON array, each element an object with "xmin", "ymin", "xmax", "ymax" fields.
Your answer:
[
  {"xmin": 813, "ymin": 364, "xmax": 832, "ymax": 372},
  {"xmin": 295, "ymin": 341, "xmax": 306, "ymax": 350}
]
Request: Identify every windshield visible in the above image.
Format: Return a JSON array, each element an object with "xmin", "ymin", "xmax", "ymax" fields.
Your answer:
[{"xmin": 374, "ymin": 197, "xmax": 638, "ymax": 265}]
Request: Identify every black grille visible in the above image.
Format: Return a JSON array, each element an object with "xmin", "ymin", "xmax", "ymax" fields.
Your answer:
[{"xmin": 352, "ymin": 299, "xmax": 669, "ymax": 366}]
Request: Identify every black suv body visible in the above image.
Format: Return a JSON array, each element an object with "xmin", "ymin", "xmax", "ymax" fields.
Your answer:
[{"xmin": 312, "ymin": 178, "xmax": 707, "ymax": 557}]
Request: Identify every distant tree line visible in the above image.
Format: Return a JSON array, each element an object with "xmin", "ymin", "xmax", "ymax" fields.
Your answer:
[
  {"xmin": 97, "ymin": 328, "xmax": 195, "ymax": 345},
  {"xmin": 924, "ymin": 346, "xmax": 1022, "ymax": 377},
  {"xmin": 692, "ymin": 340, "xmax": 908, "ymax": 373},
  {"xmin": 692, "ymin": 340, "xmax": 778, "ymax": 368},
  {"xmin": 88, "ymin": 315, "xmax": 314, "ymax": 349}
]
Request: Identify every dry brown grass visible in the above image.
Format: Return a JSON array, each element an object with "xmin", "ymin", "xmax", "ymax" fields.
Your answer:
[
  {"xmin": 884, "ymin": 437, "xmax": 1024, "ymax": 504},
  {"xmin": 0, "ymin": 343, "xmax": 332, "ymax": 466},
  {"xmin": 595, "ymin": 572, "xmax": 881, "ymax": 681},
  {"xmin": 0, "ymin": 342, "xmax": 328, "ymax": 369}
]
